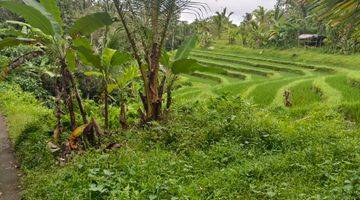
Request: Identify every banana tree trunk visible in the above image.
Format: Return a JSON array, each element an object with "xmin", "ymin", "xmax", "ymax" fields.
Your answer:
[
  {"xmin": 69, "ymin": 72, "xmax": 88, "ymax": 124},
  {"xmin": 119, "ymin": 102, "xmax": 128, "ymax": 130},
  {"xmin": 104, "ymin": 87, "xmax": 109, "ymax": 131},
  {"xmin": 54, "ymin": 80, "xmax": 63, "ymax": 143},
  {"xmin": 60, "ymin": 61, "xmax": 76, "ymax": 130}
]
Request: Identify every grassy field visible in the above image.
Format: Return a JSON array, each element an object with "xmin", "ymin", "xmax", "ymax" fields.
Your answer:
[
  {"xmin": 1, "ymin": 44, "xmax": 360, "ymax": 199},
  {"xmin": 1, "ymin": 84, "xmax": 359, "ymax": 199},
  {"xmin": 175, "ymin": 43, "xmax": 360, "ymax": 111}
]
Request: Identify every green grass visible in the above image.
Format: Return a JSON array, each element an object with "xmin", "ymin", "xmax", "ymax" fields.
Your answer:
[
  {"xmin": 194, "ymin": 58, "xmax": 274, "ymax": 77},
  {"xmin": 213, "ymin": 44, "xmax": 360, "ymax": 70},
  {"xmin": 290, "ymin": 80, "xmax": 323, "ymax": 107},
  {"xmin": 193, "ymin": 49, "xmax": 336, "ymax": 73},
  {"xmin": 192, "ymin": 52, "xmax": 306, "ymax": 75},
  {"xmin": 0, "ymin": 84, "xmax": 52, "ymax": 141},
  {"xmin": 338, "ymin": 103, "xmax": 360, "ymax": 124},
  {"xmin": 1, "ymin": 87, "xmax": 358, "ymax": 199},
  {"xmin": 248, "ymin": 79, "xmax": 296, "ymax": 105},
  {"xmin": 326, "ymin": 75, "xmax": 360, "ymax": 102},
  {"xmin": 181, "ymin": 74, "xmax": 218, "ymax": 85},
  {"xmin": 214, "ymin": 81, "xmax": 260, "ymax": 96},
  {"xmin": 177, "ymin": 44, "xmax": 360, "ymax": 112}
]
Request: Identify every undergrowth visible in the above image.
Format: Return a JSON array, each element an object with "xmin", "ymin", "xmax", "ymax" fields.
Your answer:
[{"xmin": 0, "ymin": 85, "xmax": 359, "ymax": 199}]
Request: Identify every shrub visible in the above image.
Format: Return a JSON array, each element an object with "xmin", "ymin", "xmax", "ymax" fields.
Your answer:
[{"xmin": 1, "ymin": 85, "xmax": 359, "ymax": 199}]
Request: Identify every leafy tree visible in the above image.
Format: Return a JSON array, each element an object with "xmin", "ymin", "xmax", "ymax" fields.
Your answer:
[
  {"xmin": 160, "ymin": 36, "xmax": 198, "ymax": 109},
  {"xmin": 312, "ymin": 0, "xmax": 360, "ymax": 53},
  {"xmin": 313, "ymin": 0, "xmax": 359, "ymax": 27},
  {"xmin": 112, "ymin": 0, "xmax": 203, "ymax": 122},
  {"xmin": 0, "ymin": 0, "xmax": 112, "ymax": 135},
  {"xmin": 213, "ymin": 7, "xmax": 234, "ymax": 39},
  {"xmin": 74, "ymin": 38, "xmax": 133, "ymax": 130}
]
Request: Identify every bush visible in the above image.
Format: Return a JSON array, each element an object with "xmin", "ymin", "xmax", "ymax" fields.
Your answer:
[{"xmin": 1, "ymin": 86, "xmax": 359, "ymax": 199}]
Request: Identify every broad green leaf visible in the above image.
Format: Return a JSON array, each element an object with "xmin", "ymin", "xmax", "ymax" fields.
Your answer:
[
  {"xmin": 69, "ymin": 12, "xmax": 113, "ymax": 37},
  {"xmin": 84, "ymin": 71, "xmax": 103, "ymax": 77},
  {"xmin": 0, "ymin": 37, "xmax": 36, "ymax": 50},
  {"xmin": 66, "ymin": 49, "xmax": 76, "ymax": 72},
  {"xmin": 23, "ymin": 0, "xmax": 62, "ymax": 35},
  {"xmin": 0, "ymin": 1, "xmax": 55, "ymax": 36},
  {"xmin": 111, "ymin": 51, "xmax": 132, "ymax": 66},
  {"xmin": 73, "ymin": 38, "xmax": 101, "ymax": 67},
  {"xmin": 6, "ymin": 20, "xmax": 53, "ymax": 43},
  {"xmin": 116, "ymin": 66, "xmax": 139, "ymax": 88},
  {"xmin": 73, "ymin": 37, "xmax": 92, "ymax": 50},
  {"xmin": 102, "ymin": 48, "xmax": 117, "ymax": 67},
  {"xmin": 172, "ymin": 59, "xmax": 199, "ymax": 75},
  {"xmin": 40, "ymin": 0, "xmax": 63, "ymax": 25},
  {"xmin": 174, "ymin": 36, "xmax": 197, "ymax": 61},
  {"xmin": 76, "ymin": 46, "xmax": 101, "ymax": 68},
  {"xmin": 160, "ymin": 51, "xmax": 171, "ymax": 68}
]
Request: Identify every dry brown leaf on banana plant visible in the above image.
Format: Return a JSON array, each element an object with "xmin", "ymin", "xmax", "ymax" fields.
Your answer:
[
  {"xmin": 68, "ymin": 123, "xmax": 90, "ymax": 150},
  {"xmin": 68, "ymin": 118, "xmax": 102, "ymax": 150}
]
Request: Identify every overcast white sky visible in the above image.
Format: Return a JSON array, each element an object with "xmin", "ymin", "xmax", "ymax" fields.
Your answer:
[{"xmin": 180, "ymin": 0, "xmax": 277, "ymax": 25}]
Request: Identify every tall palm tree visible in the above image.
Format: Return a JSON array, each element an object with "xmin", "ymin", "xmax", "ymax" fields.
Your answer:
[
  {"xmin": 213, "ymin": 7, "xmax": 234, "ymax": 38},
  {"xmin": 253, "ymin": 6, "xmax": 267, "ymax": 26},
  {"xmin": 112, "ymin": 0, "xmax": 204, "ymax": 122},
  {"xmin": 312, "ymin": 0, "xmax": 360, "ymax": 28}
]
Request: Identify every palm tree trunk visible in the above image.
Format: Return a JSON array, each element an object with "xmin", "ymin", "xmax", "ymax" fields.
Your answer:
[{"xmin": 166, "ymin": 76, "xmax": 176, "ymax": 110}]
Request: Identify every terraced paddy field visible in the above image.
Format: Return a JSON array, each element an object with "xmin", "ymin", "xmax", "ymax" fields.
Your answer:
[{"xmin": 174, "ymin": 45, "xmax": 360, "ymax": 112}]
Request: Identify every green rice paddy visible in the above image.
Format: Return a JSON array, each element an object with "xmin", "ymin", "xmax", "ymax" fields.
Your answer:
[{"xmin": 175, "ymin": 45, "xmax": 360, "ymax": 109}]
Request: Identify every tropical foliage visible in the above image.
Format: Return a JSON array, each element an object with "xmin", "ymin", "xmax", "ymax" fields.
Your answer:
[{"xmin": 0, "ymin": 0, "xmax": 359, "ymax": 199}]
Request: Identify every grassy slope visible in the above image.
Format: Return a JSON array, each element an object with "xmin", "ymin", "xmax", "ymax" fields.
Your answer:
[
  {"xmin": 178, "ymin": 43, "xmax": 360, "ymax": 121},
  {"xmin": 0, "ymin": 84, "xmax": 52, "ymax": 141},
  {"xmin": 290, "ymin": 80, "xmax": 322, "ymax": 107},
  {"xmin": 0, "ymin": 84, "xmax": 359, "ymax": 199},
  {"xmin": 214, "ymin": 44, "xmax": 360, "ymax": 70},
  {"xmin": 247, "ymin": 78, "xmax": 296, "ymax": 105},
  {"xmin": 326, "ymin": 75, "xmax": 360, "ymax": 102}
]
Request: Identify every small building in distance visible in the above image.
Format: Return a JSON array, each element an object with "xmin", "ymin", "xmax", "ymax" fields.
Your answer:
[{"xmin": 298, "ymin": 34, "xmax": 326, "ymax": 47}]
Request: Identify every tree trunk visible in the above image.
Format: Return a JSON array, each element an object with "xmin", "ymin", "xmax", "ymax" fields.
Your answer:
[
  {"xmin": 119, "ymin": 102, "xmax": 128, "ymax": 130},
  {"xmin": 54, "ymin": 80, "xmax": 63, "ymax": 143},
  {"xmin": 69, "ymin": 72, "xmax": 88, "ymax": 124},
  {"xmin": 166, "ymin": 76, "xmax": 176, "ymax": 110},
  {"xmin": 60, "ymin": 61, "xmax": 76, "ymax": 130},
  {"xmin": 104, "ymin": 87, "xmax": 109, "ymax": 131},
  {"xmin": 148, "ymin": 43, "xmax": 161, "ymax": 120}
]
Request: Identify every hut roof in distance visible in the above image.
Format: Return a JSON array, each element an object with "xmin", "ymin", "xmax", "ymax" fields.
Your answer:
[{"xmin": 298, "ymin": 34, "xmax": 325, "ymax": 40}]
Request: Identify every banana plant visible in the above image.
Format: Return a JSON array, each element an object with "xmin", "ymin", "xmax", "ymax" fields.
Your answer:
[
  {"xmin": 73, "ymin": 37, "xmax": 133, "ymax": 131},
  {"xmin": 160, "ymin": 35, "xmax": 217, "ymax": 109},
  {"xmin": 161, "ymin": 35, "xmax": 237, "ymax": 108},
  {"xmin": 109, "ymin": 65, "xmax": 139, "ymax": 130},
  {"xmin": 0, "ymin": 0, "xmax": 113, "ymax": 134}
]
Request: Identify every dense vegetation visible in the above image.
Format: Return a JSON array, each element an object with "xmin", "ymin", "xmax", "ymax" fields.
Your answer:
[{"xmin": 0, "ymin": 0, "xmax": 359, "ymax": 199}]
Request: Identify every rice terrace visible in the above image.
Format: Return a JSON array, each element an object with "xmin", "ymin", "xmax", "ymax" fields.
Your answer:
[
  {"xmin": 176, "ymin": 44, "xmax": 360, "ymax": 110},
  {"xmin": 0, "ymin": 0, "xmax": 359, "ymax": 199}
]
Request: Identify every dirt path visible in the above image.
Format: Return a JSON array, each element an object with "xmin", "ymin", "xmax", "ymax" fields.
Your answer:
[{"xmin": 0, "ymin": 115, "xmax": 20, "ymax": 200}]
